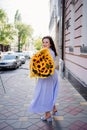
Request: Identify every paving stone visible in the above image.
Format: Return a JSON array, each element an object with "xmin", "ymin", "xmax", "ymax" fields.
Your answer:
[
  {"xmin": 0, "ymin": 120, "xmax": 5, "ymax": 123},
  {"xmin": 42, "ymin": 125, "xmax": 55, "ymax": 130},
  {"xmin": 0, "ymin": 114, "xmax": 7, "ymax": 120},
  {"xmin": 19, "ymin": 117, "xmax": 28, "ymax": 121},
  {"xmin": 69, "ymin": 125, "xmax": 80, "ymax": 130},
  {"xmin": 74, "ymin": 120, "xmax": 86, "ymax": 127},
  {"xmin": 21, "ymin": 121, "xmax": 33, "ymax": 128},
  {"xmin": 10, "ymin": 121, "xmax": 22, "ymax": 128},
  {"xmin": 2, "ymin": 125, "xmax": 14, "ymax": 130},
  {"xmin": 4, "ymin": 111, "xmax": 14, "ymax": 116},
  {"xmin": 68, "ymin": 120, "xmax": 87, "ymax": 130},
  {"xmin": 7, "ymin": 114, "xmax": 19, "ymax": 120},
  {"xmin": 0, "ymin": 105, "xmax": 4, "ymax": 108},
  {"xmin": 0, "ymin": 122, "xmax": 8, "ymax": 129},
  {"xmin": 53, "ymin": 120, "xmax": 70, "ymax": 128},
  {"xmin": 4, "ymin": 95, "xmax": 9, "ymax": 99},
  {"xmin": 14, "ymin": 129, "xmax": 27, "ymax": 130},
  {"xmin": 24, "ymin": 104, "xmax": 29, "ymax": 107},
  {"xmin": 27, "ymin": 125, "xmax": 39, "ymax": 130},
  {"xmin": 53, "ymin": 116, "xmax": 64, "ymax": 121},
  {"xmin": 36, "ymin": 121, "xmax": 47, "ymax": 128},
  {"xmin": 80, "ymin": 102, "xmax": 87, "ymax": 106},
  {"xmin": 29, "ymin": 118, "xmax": 41, "ymax": 124},
  {"xmin": 16, "ymin": 111, "xmax": 25, "ymax": 116},
  {"xmin": 82, "ymin": 124, "xmax": 87, "ymax": 130},
  {"xmin": 29, "ymin": 114, "xmax": 41, "ymax": 118},
  {"xmin": 6, "ymin": 119, "xmax": 17, "ymax": 125},
  {"xmin": 69, "ymin": 108, "xmax": 83, "ymax": 116}
]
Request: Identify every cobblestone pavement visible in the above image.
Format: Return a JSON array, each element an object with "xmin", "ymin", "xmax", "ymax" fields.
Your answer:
[{"xmin": 0, "ymin": 61, "xmax": 87, "ymax": 130}]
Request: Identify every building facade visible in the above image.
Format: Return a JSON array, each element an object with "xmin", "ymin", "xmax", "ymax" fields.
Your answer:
[{"xmin": 49, "ymin": 0, "xmax": 87, "ymax": 88}]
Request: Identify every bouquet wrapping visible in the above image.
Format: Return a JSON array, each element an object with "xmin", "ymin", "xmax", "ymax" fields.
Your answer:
[{"xmin": 29, "ymin": 48, "xmax": 55, "ymax": 78}]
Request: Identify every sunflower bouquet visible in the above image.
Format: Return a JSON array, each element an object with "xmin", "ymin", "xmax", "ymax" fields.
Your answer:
[{"xmin": 29, "ymin": 48, "xmax": 55, "ymax": 78}]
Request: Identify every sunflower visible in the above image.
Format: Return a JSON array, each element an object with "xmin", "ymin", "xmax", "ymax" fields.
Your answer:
[{"xmin": 29, "ymin": 48, "xmax": 55, "ymax": 78}]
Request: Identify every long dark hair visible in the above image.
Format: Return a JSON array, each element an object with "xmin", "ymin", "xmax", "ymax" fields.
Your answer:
[{"xmin": 42, "ymin": 36, "xmax": 57, "ymax": 56}]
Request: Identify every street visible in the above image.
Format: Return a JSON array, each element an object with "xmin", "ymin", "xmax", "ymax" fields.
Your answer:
[{"xmin": 0, "ymin": 60, "xmax": 35, "ymax": 96}]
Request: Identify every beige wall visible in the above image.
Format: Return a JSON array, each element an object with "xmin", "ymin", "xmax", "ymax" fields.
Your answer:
[{"xmin": 64, "ymin": 0, "xmax": 87, "ymax": 86}]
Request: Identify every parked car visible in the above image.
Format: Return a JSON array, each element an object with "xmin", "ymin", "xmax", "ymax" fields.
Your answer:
[
  {"xmin": 23, "ymin": 51, "xmax": 31, "ymax": 59},
  {"xmin": 23, "ymin": 50, "xmax": 36, "ymax": 59},
  {"xmin": 0, "ymin": 54, "xmax": 21, "ymax": 69},
  {"xmin": 14, "ymin": 52, "xmax": 26, "ymax": 64},
  {"xmin": 0, "ymin": 51, "xmax": 3, "ymax": 59}
]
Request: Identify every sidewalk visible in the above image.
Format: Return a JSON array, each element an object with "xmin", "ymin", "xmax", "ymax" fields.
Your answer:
[
  {"xmin": 55, "ymin": 76, "xmax": 87, "ymax": 130},
  {"xmin": 0, "ymin": 69, "xmax": 87, "ymax": 130}
]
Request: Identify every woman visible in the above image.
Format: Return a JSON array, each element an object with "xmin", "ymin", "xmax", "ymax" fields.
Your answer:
[{"xmin": 29, "ymin": 36, "xmax": 59, "ymax": 122}]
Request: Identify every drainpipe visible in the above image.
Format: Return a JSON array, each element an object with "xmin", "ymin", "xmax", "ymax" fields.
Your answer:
[
  {"xmin": 60, "ymin": 0, "xmax": 65, "ymax": 78},
  {"xmin": 62, "ymin": 0, "xmax": 65, "ymax": 60}
]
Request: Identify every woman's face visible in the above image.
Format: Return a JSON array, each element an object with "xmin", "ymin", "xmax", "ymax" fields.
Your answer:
[{"xmin": 42, "ymin": 38, "xmax": 51, "ymax": 48}]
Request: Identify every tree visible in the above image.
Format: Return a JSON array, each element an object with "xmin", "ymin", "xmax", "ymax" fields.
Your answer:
[
  {"xmin": 0, "ymin": 24, "xmax": 16, "ymax": 45},
  {"xmin": 0, "ymin": 8, "xmax": 7, "ymax": 23},
  {"xmin": 0, "ymin": 9, "xmax": 17, "ymax": 50},
  {"xmin": 14, "ymin": 10, "xmax": 33, "ymax": 52},
  {"xmin": 34, "ymin": 37, "xmax": 42, "ymax": 50},
  {"xmin": 14, "ymin": 10, "xmax": 21, "ymax": 23},
  {"xmin": 16, "ymin": 22, "xmax": 33, "ymax": 51}
]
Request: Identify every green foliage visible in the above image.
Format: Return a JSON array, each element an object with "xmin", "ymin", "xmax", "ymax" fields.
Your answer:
[
  {"xmin": 14, "ymin": 10, "xmax": 33, "ymax": 51},
  {"xmin": 15, "ymin": 22, "xmax": 33, "ymax": 51},
  {"xmin": 0, "ymin": 9, "xmax": 17, "ymax": 46},
  {"xmin": 34, "ymin": 37, "xmax": 42, "ymax": 50},
  {"xmin": 0, "ymin": 9, "xmax": 33, "ymax": 51},
  {"xmin": 14, "ymin": 10, "xmax": 21, "ymax": 23},
  {"xmin": 0, "ymin": 8, "xmax": 7, "ymax": 23},
  {"xmin": 0, "ymin": 24, "xmax": 17, "ymax": 45}
]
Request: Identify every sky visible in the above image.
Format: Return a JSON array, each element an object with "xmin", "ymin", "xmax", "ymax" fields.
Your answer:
[{"xmin": 0, "ymin": 0, "xmax": 50, "ymax": 37}]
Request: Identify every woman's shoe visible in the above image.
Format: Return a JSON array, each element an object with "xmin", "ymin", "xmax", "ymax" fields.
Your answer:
[
  {"xmin": 41, "ymin": 116, "xmax": 52, "ymax": 122},
  {"xmin": 41, "ymin": 116, "xmax": 47, "ymax": 121},
  {"xmin": 52, "ymin": 111, "xmax": 58, "ymax": 116},
  {"xmin": 47, "ymin": 117, "xmax": 52, "ymax": 122}
]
